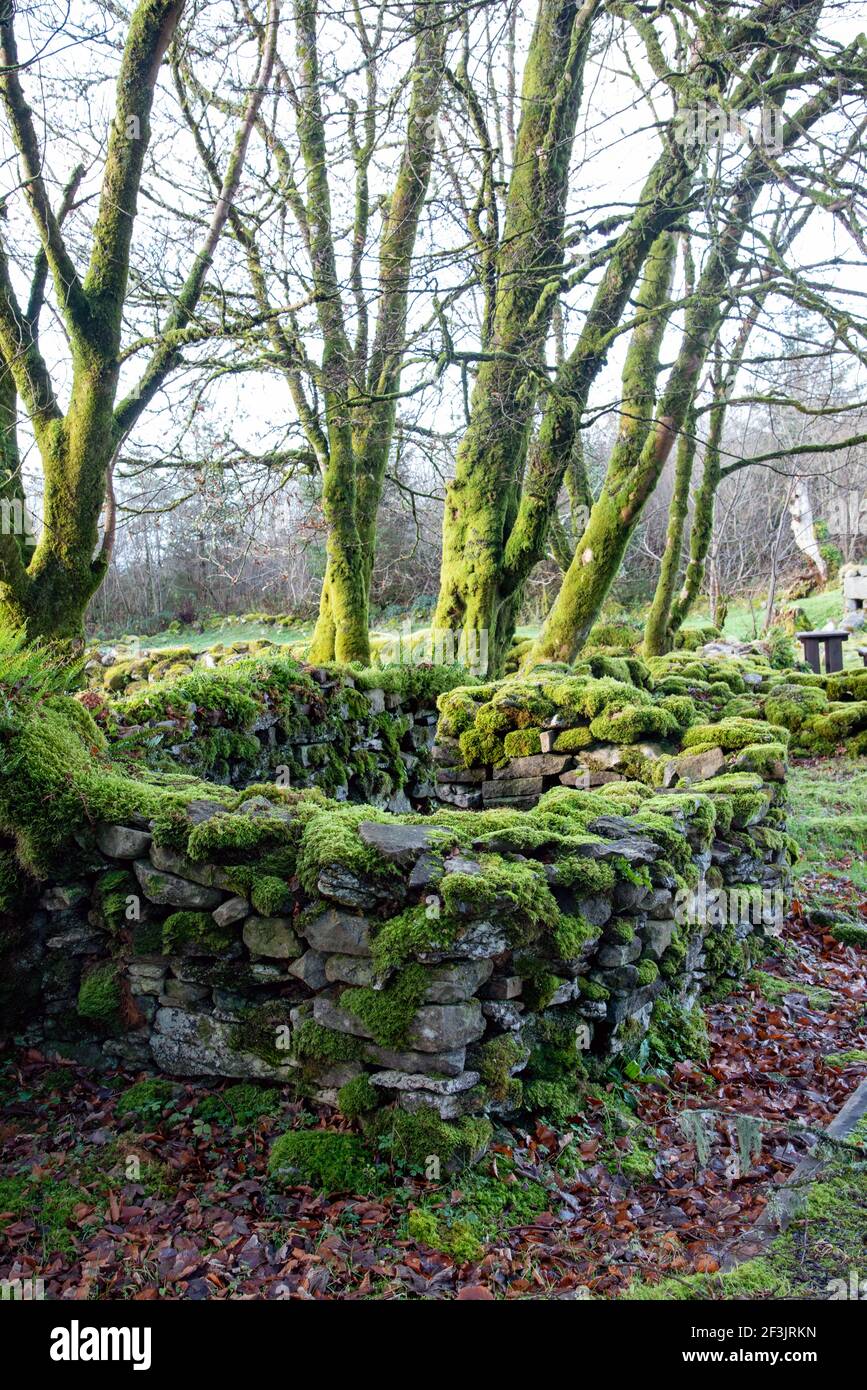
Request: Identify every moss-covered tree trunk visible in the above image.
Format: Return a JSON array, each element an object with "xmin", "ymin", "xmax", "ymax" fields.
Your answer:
[
  {"xmin": 642, "ymin": 406, "xmax": 697, "ymax": 657},
  {"xmin": 290, "ymin": 1, "xmax": 446, "ymax": 662},
  {"xmin": 528, "ymin": 72, "xmax": 842, "ymax": 667},
  {"xmin": 0, "ymin": 0, "xmax": 277, "ymax": 642}
]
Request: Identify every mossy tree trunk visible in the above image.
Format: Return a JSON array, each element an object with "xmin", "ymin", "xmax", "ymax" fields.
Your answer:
[
  {"xmin": 432, "ymin": 0, "xmax": 600, "ymax": 673},
  {"xmin": 528, "ymin": 71, "xmax": 845, "ymax": 667},
  {"xmin": 0, "ymin": 0, "xmax": 277, "ymax": 643}
]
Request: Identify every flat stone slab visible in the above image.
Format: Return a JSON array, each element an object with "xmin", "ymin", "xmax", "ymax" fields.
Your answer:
[
  {"xmin": 358, "ymin": 822, "xmax": 438, "ymax": 864},
  {"xmin": 134, "ymin": 861, "xmax": 222, "ymax": 910},
  {"xmin": 361, "ymin": 1042, "xmax": 467, "ymax": 1077},
  {"xmin": 482, "ymin": 776, "xmax": 544, "ymax": 798},
  {"xmin": 370, "ymin": 1069, "xmax": 480, "ymax": 1095},
  {"xmin": 96, "ymin": 824, "xmax": 152, "ymax": 859},
  {"xmin": 304, "ymin": 907, "xmax": 373, "ymax": 956},
  {"xmin": 242, "ymin": 916, "xmax": 302, "ymax": 959},
  {"xmin": 492, "ymin": 754, "xmax": 570, "ymax": 778},
  {"xmin": 151, "ymin": 1006, "xmax": 296, "ymax": 1081}
]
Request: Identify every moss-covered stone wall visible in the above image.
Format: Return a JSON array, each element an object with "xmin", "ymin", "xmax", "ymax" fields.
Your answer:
[
  {"xmin": 0, "ymin": 647, "xmax": 795, "ymax": 1164},
  {"xmin": 88, "ymin": 651, "xmax": 473, "ymax": 811}
]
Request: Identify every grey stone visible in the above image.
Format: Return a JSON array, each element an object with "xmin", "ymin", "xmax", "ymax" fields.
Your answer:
[
  {"xmin": 242, "ymin": 916, "xmax": 302, "ymax": 959},
  {"xmin": 358, "ymin": 821, "xmax": 436, "ymax": 864},
  {"xmin": 642, "ymin": 919, "xmax": 675, "ymax": 960},
  {"xmin": 479, "ymin": 975, "xmax": 522, "ymax": 1000},
  {"xmin": 159, "ymin": 978, "xmax": 210, "ymax": 1007},
  {"xmin": 46, "ymin": 926, "xmax": 104, "ymax": 954},
  {"xmin": 40, "ymin": 884, "xmax": 88, "ymax": 911},
  {"xmin": 481, "ymin": 1000, "xmax": 525, "ymax": 1030},
  {"xmin": 422, "ymin": 959, "xmax": 493, "ymax": 1003},
  {"xmin": 397, "ymin": 1088, "xmax": 483, "ymax": 1120},
  {"xmin": 481, "ymin": 794, "xmax": 539, "ymax": 810},
  {"xmin": 288, "ymin": 949, "xmax": 330, "ymax": 990},
  {"xmin": 407, "ymin": 1001, "xmax": 486, "ymax": 1052},
  {"xmin": 583, "ymin": 745, "xmax": 625, "ymax": 771},
  {"xmin": 606, "ymin": 983, "xmax": 661, "ymax": 1026},
  {"xmin": 151, "ymin": 1007, "xmax": 297, "ymax": 1080},
  {"xmin": 183, "ymin": 799, "xmax": 230, "ymax": 825},
  {"xmin": 316, "ymin": 865, "xmax": 395, "ymax": 910},
  {"xmin": 661, "ymin": 746, "xmax": 726, "ymax": 788},
  {"xmin": 614, "ymin": 879, "xmax": 649, "ymax": 911},
  {"xmin": 492, "ymin": 753, "xmax": 570, "ymax": 778},
  {"xmin": 408, "ymin": 853, "xmax": 442, "ymax": 891},
  {"xmin": 305, "ymin": 907, "xmax": 372, "ymax": 956},
  {"xmin": 436, "ymin": 785, "xmax": 483, "ymax": 809},
  {"xmin": 431, "ymin": 739, "xmax": 462, "ymax": 764},
  {"xmin": 324, "ymin": 953, "xmax": 379, "ymax": 987},
  {"xmin": 597, "ymin": 938, "xmax": 642, "ymax": 967},
  {"xmin": 212, "ymin": 895, "xmax": 248, "ymax": 928},
  {"xmin": 435, "ymin": 766, "xmax": 485, "ymax": 784},
  {"xmin": 418, "ymin": 919, "xmax": 509, "ymax": 962},
  {"xmin": 313, "ymin": 992, "xmax": 371, "ymax": 1038},
  {"xmin": 361, "ymin": 1043, "xmax": 467, "ymax": 1077},
  {"xmin": 482, "ymin": 776, "xmax": 544, "ymax": 798},
  {"xmin": 96, "ymin": 824, "xmax": 152, "ymax": 859},
  {"xmin": 370, "ymin": 1069, "xmax": 480, "ymax": 1095},
  {"xmin": 365, "ymin": 688, "xmax": 386, "ymax": 714},
  {"xmin": 149, "ymin": 844, "xmax": 234, "ymax": 890},
  {"xmin": 593, "ymin": 963, "xmax": 640, "ymax": 992},
  {"xmin": 443, "ymin": 855, "xmax": 481, "ymax": 877},
  {"xmin": 134, "ymin": 860, "xmax": 221, "ymax": 909}
]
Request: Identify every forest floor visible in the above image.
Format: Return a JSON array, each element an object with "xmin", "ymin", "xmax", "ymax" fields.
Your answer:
[{"xmin": 1, "ymin": 759, "xmax": 865, "ymax": 1301}]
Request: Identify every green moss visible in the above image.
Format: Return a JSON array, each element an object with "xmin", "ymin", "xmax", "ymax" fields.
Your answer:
[
  {"xmin": 636, "ymin": 959, "xmax": 659, "ymax": 986},
  {"xmin": 551, "ymin": 725, "xmax": 594, "ymax": 752},
  {"xmin": 523, "ymin": 1078, "xmax": 583, "ymax": 1126},
  {"xmin": 295, "ymin": 804, "xmax": 400, "ymax": 895},
  {"xmin": 502, "ymin": 726, "xmax": 542, "ymax": 757},
  {"xmin": 371, "ymin": 903, "xmax": 459, "ymax": 972},
  {"xmin": 116, "ymin": 1078, "xmax": 179, "ymax": 1118},
  {"xmin": 250, "ymin": 875, "xmax": 292, "ymax": 916},
  {"xmin": 476, "ymin": 1034, "xmax": 526, "ymax": 1102},
  {"xmin": 229, "ymin": 1000, "xmax": 296, "ymax": 1066},
  {"xmin": 291, "ymin": 1019, "xmax": 364, "ymax": 1064},
  {"xmin": 77, "ymin": 961, "xmax": 121, "ymax": 1029},
  {"xmin": 194, "ymin": 1083, "xmax": 282, "ymax": 1126},
  {"xmin": 553, "ymin": 856, "xmax": 616, "ymax": 893},
  {"xmin": 406, "ymin": 1207, "xmax": 484, "ymax": 1263},
  {"xmin": 646, "ymin": 993, "xmax": 709, "ymax": 1069},
  {"xmin": 93, "ymin": 868, "xmax": 136, "ymax": 933},
  {"xmin": 162, "ymin": 910, "xmax": 235, "ymax": 954},
  {"xmin": 371, "ymin": 1107, "xmax": 492, "ymax": 1173},
  {"xmin": 682, "ymin": 717, "xmax": 788, "ymax": 752},
  {"xmin": 268, "ymin": 1130, "xmax": 374, "ymax": 1193},
  {"xmin": 750, "ymin": 970, "xmax": 835, "ymax": 1009},
  {"xmin": 830, "ymin": 921, "xmax": 867, "ymax": 948},
  {"xmin": 588, "ymin": 703, "xmax": 678, "ymax": 744},
  {"xmin": 337, "ymin": 1073, "xmax": 380, "ymax": 1120},
  {"xmin": 824, "ymin": 1049, "xmax": 867, "ymax": 1068},
  {"xmin": 342, "ymin": 963, "xmax": 428, "ymax": 1047}
]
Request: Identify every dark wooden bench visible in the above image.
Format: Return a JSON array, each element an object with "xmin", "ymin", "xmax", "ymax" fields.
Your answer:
[{"xmin": 797, "ymin": 629, "xmax": 849, "ymax": 674}]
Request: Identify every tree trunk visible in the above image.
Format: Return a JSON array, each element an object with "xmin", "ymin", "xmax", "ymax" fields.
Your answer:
[{"xmin": 643, "ymin": 404, "xmax": 697, "ymax": 656}]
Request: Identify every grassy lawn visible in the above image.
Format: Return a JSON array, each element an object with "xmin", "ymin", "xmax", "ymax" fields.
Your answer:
[
  {"xmin": 788, "ymin": 758, "xmax": 867, "ymax": 902},
  {"xmin": 143, "ymin": 619, "xmax": 313, "ymax": 651}
]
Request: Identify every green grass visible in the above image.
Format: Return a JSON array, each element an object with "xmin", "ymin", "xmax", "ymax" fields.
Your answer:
[
  {"xmin": 787, "ymin": 758, "xmax": 867, "ymax": 897},
  {"xmin": 142, "ymin": 619, "xmax": 312, "ymax": 653}
]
